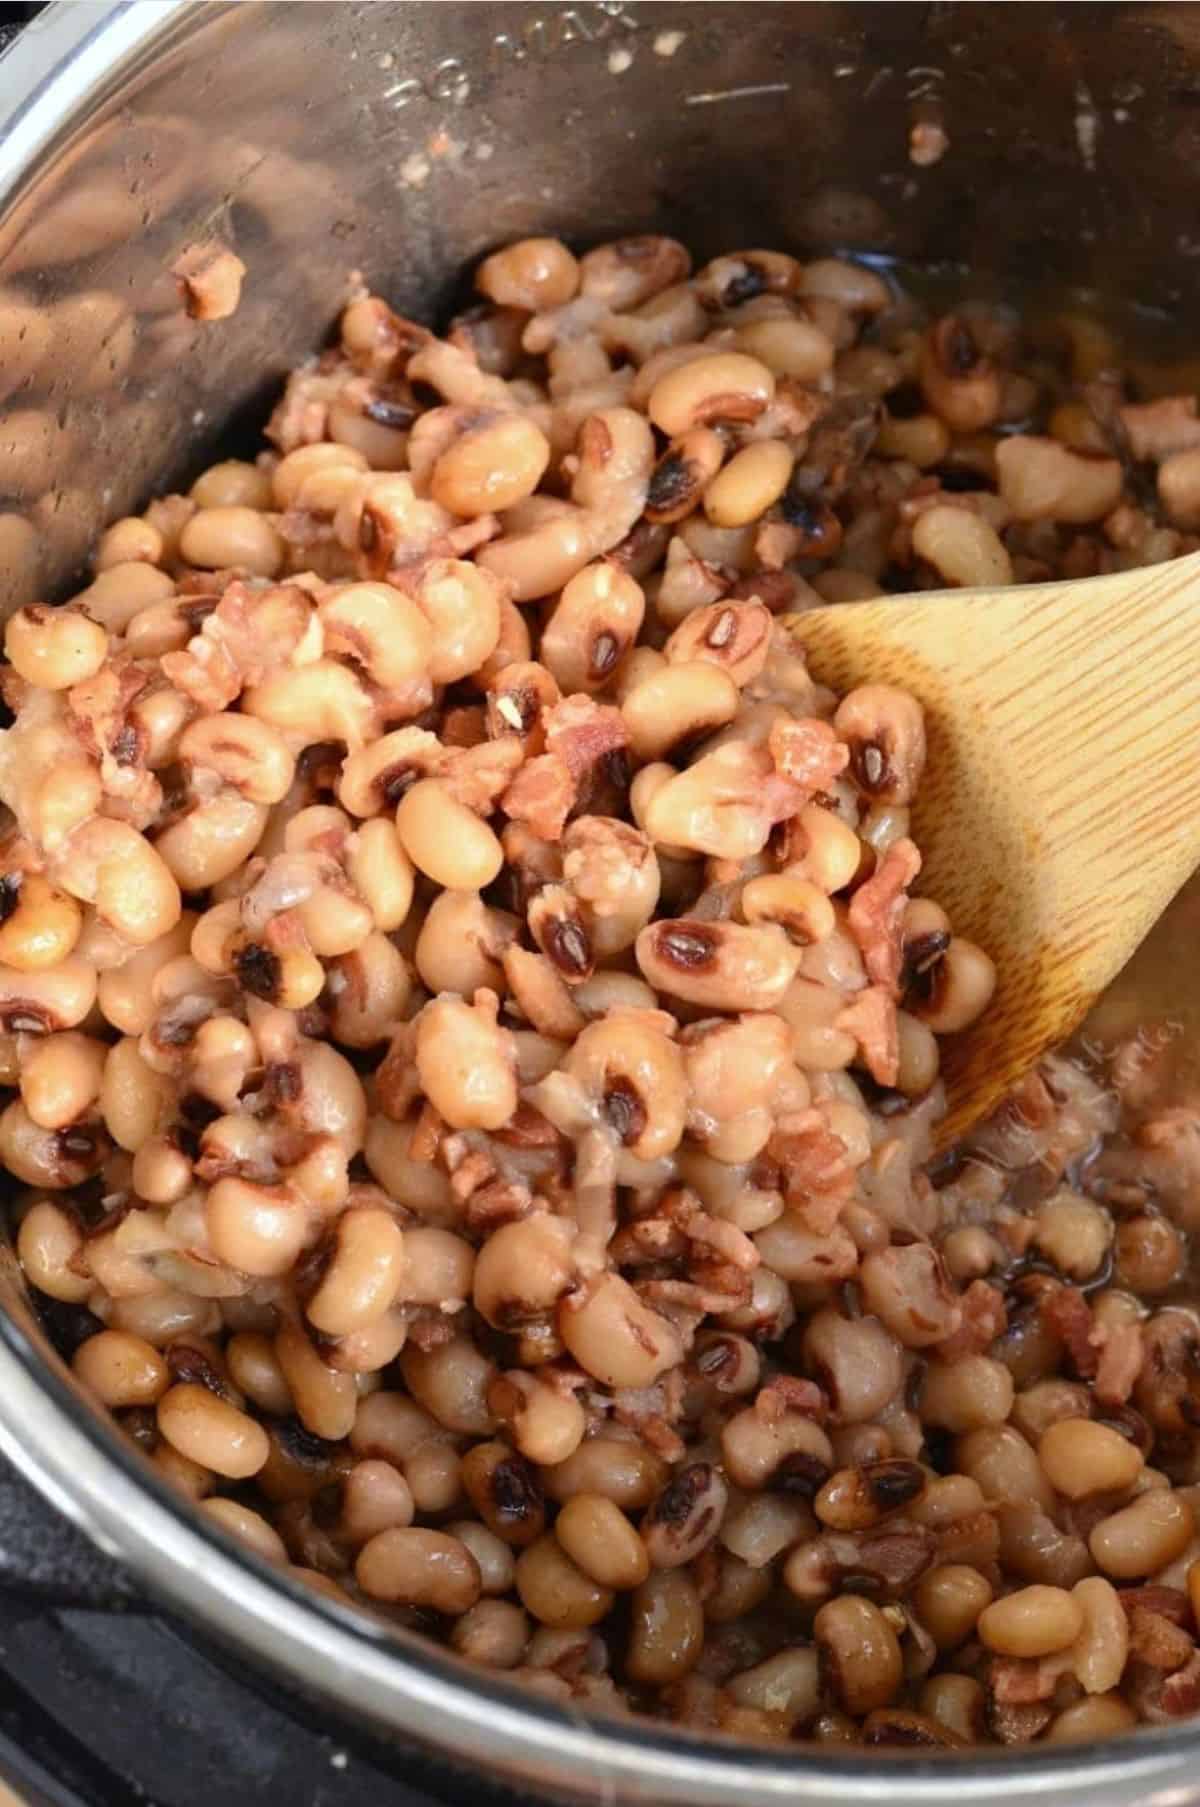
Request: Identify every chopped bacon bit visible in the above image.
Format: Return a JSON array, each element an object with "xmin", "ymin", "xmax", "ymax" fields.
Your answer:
[
  {"xmin": 835, "ymin": 983, "xmax": 899, "ymax": 1085},
  {"xmin": 1119, "ymin": 1586, "xmax": 1193, "ymax": 1629},
  {"xmin": 848, "ymin": 837, "xmax": 922, "ymax": 992},
  {"xmin": 543, "ymin": 694, "xmax": 629, "ymax": 782},
  {"xmin": 1093, "ymin": 1319, "xmax": 1144, "ymax": 1405},
  {"xmin": 1128, "ymin": 1606, "xmax": 1195, "ymax": 1671},
  {"xmin": 989, "ymin": 1656, "xmax": 1062, "ymax": 1705},
  {"xmin": 987, "ymin": 1698, "xmax": 1052, "ymax": 1745},
  {"xmin": 408, "ymin": 1100, "xmax": 444, "ymax": 1164},
  {"xmin": 464, "ymin": 1179, "xmax": 533, "ymax": 1232},
  {"xmin": 768, "ymin": 716, "xmax": 849, "ymax": 796},
  {"xmin": 449, "ymin": 1150, "xmax": 496, "ymax": 1202},
  {"xmin": 443, "ymin": 736, "xmax": 524, "ymax": 812},
  {"xmin": 1039, "ymin": 1285, "xmax": 1099, "ymax": 1378},
  {"xmin": 173, "ymin": 240, "xmax": 246, "ymax": 321},
  {"xmin": 754, "ymin": 1375, "xmax": 828, "ymax": 1423},
  {"xmin": 1159, "ymin": 1650, "xmax": 1200, "ymax": 1718},
  {"xmin": 767, "ymin": 1110, "xmax": 856, "ymax": 1229},
  {"xmin": 936, "ymin": 1280, "xmax": 1007, "ymax": 1362},
  {"xmin": 501, "ymin": 754, "xmax": 576, "ymax": 840}
]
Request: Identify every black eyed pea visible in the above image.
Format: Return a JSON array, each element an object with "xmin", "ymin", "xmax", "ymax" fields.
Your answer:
[
  {"xmin": 921, "ymin": 1355, "xmax": 1014, "ymax": 1433},
  {"xmin": 274, "ymin": 1324, "xmax": 358, "ymax": 1443},
  {"xmin": 305, "ymin": 1207, "xmax": 407, "ymax": 1338},
  {"xmin": 555, "ymin": 1493, "xmax": 650, "ymax": 1590},
  {"xmin": 17, "ymin": 1198, "xmax": 93, "ymax": 1302},
  {"xmin": 414, "ymin": 994, "xmax": 517, "ymax": 1131},
  {"xmin": 647, "ymin": 351, "xmax": 774, "ymax": 437},
  {"xmin": 177, "ymin": 504, "xmax": 284, "ymax": 576},
  {"xmin": 562, "ymin": 1011, "xmax": 687, "ymax": 1161},
  {"xmin": 396, "ymin": 780, "xmax": 504, "ymax": 890},
  {"xmin": 813, "ymin": 1595, "xmax": 903, "ymax": 1716},
  {"xmin": 1088, "ymin": 1488, "xmax": 1195, "ymax": 1579},
  {"xmin": 344, "ymin": 819, "xmax": 414, "ymax": 932},
  {"xmin": 430, "ymin": 414, "xmax": 551, "ymax": 517},
  {"xmin": 0, "ymin": 875, "xmax": 82, "ymax": 972},
  {"xmin": 910, "ymin": 503, "xmax": 1013, "ymax": 589},
  {"xmin": 663, "ymin": 599, "xmax": 773, "ymax": 689},
  {"xmin": 515, "ymin": 1533, "xmax": 614, "ymax": 1630},
  {"xmin": 319, "ymin": 581, "xmax": 433, "ymax": 689},
  {"xmin": 540, "ymin": 560, "xmax": 646, "ymax": 694},
  {"xmin": 472, "ymin": 1214, "xmax": 575, "ymax": 1331},
  {"xmin": 640, "ymin": 1463, "xmax": 729, "ymax": 1569},
  {"xmin": 995, "ymin": 434, "xmax": 1123, "ymax": 525},
  {"xmin": 620, "ymin": 660, "xmax": 740, "ymax": 761},
  {"xmin": 540, "ymin": 1436, "xmax": 669, "ymax": 1511},
  {"xmin": 356, "ymin": 1526, "xmax": 482, "ymax": 1613},
  {"xmin": 476, "ymin": 237, "xmax": 579, "ymax": 311},
  {"xmin": 206, "ymin": 1178, "xmax": 311, "ymax": 1279},
  {"xmin": 156, "ymin": 1382, "xmax": 269, "ymax": 1480},
  {"xmin": 5, "ymin": 605, "xmax": 108, "ymax": 690},
  {"xmin": 56, "ymin": 819, "xmax": 181, "ymax": 946},
  {"xmin": 460, "ymin": 1441, "xmax": 547, "ymax": 1548},
  {"xmin": 1038, "ymin": 1417, "xmax": 1144, "ymax": 1499},
  {"xmin": 1030, "ymin": 1190, "xmax": 1113, "ymax": 1282},
  {"xmin": 636, "ymin": 918, "xmax": 800, "ymax": 1012},
  {"xmin": 19, "ymin": 1031, "xmax": 105, "ymax": 1130},
  {"xmin": 558, "ymin": 1272, "xmax": 683, "ymax": 1389},
  {"xmin": 201, "ymin": 1499, "xmax": 288, "ymax": 1566},
  {"xmin": 178, "ymin": 712, "xmax": 295, "ymax": 806},
  {"xmin": 977, "ymin": 1584, "xmax": 1084, "ymax": 1658},
  {"xmin": 400, "ymin": 1336, "xmax": 497, "ymax": 1438},
  {"xmin": 486, "ymin": 1370, "xmax": 585, "ymax": 1468},
  {"xmin": 189, "ymin": 458, "xmax": 273, "ymax": 511},
  {"xmin": 450, "ymin": 1599, "xmax": 530, "ymax": 1669},
  {"xmin": 153, "ymin": 792, "xmax": 269, "ymax": 894},
  {"xmin": 703, "ymin": 440, "xmax": 794, "ymax": 528},
  {"xmin": 834, "ymin": 684, "xmax": 926, "ymax": 806},
  {"xmin": 74, "ymin": 1329, "xmax": 169, "ymax": 1408},
  {"xmin": 625, "ymin": 1569, "xmax": 704, "ymax": 1684}
]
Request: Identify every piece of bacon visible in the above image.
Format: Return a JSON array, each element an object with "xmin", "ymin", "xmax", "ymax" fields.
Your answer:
[{"xmin": 848, "ymin": 837, "xmax": 922, "ymax": 992}]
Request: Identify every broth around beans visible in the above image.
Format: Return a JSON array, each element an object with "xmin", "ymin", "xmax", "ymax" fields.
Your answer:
[{"xmin": 5, "ymin": 231, "xmax": 1200, "ymax": 1748}]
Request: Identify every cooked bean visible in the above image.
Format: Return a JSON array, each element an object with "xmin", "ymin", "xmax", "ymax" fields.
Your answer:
[
  {"xmin": 1039, "ymin": 1418, "xmax": 1144, "ymax": 1499},
  {"xmin": 357, "ymin": 1527, "xmax": 481, "ymax": 1612},
  {"xmin": 396, "ymin": 780, "xmax": 503, "ymax": 890},
  {"xmin": 5, "ymin": 606, "xmax": 107, "ymax": 690},
  {"xmin": 814, "ymin": 1596, "xmax": 902, "ymax": 1716},
  {"xmin": 556, "ymin": 1494, "xmax": 649, "ymax": 1590},
  {"xmin": 1089, "ymin": 1490, "xmax": 1195, "ymax": 1579},
  {"xmin": 178, "ymin": 506, "xmax": 284, "ymax": 576},
  {"xmin": 515, "ymin": 1534, "xmax": 613, "ymax": 1629},
  {"xmin": 978, "ymin": 1584, "xmax": 1083, "ymax": 1657},
  {"xmin": 74, "ymin": 1330, "xmax": 169, "ymax": 1408},
  {"xmin": 626, "ymin": 1570, "xmax": 703, "ymax": 1684},
  {"xmin": 156, "ymin": 1383, "xmax": 269, "ymax": 1479}
]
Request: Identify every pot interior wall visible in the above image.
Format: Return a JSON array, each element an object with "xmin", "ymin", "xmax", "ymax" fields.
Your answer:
[{"xmin": 2, "ymin": 0, "xmax": 1200, "ymax": 610}]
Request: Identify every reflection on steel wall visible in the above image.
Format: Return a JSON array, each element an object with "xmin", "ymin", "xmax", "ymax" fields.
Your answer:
[{"xmin": 0, "ymin": 2, "xmax": 1199, "ymax": 617}]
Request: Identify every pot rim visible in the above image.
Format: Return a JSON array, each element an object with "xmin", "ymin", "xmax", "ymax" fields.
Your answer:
[{"xmin": 2, "ymin": 2, "xmax": 1200, "ymax": 1800}]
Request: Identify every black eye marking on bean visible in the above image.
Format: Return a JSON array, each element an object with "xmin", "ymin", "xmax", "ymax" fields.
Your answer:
[
  {"xmin": 658, "ymin": 923, "xmax": 719, "ymax": 970},
  {"xmin": 602, "ymin": 1075, "xmax": 647, "ymax": 1147},
  {"xmin": 546, "ymin": 915, "xmax": 591, "ymax": 979},
  {"xmin": 490, "ymin": 1454, "xmax": 543, "ymax": 1523},
  {"xmin": 589, "ymin": 630, "xmax": 620, "ymax": 679},
  {"xmin": 0, "ymin": 872, "xmax": 21, "ymax": 924},
  {"xmin": 235, "ymin": 941, "xmax": 283, "ymax": 1001}
]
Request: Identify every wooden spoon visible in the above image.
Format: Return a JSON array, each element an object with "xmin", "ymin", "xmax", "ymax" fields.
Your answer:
[{"xmin": 789, "ymin": 550, "xmax": 1200, "ymax": 1143}]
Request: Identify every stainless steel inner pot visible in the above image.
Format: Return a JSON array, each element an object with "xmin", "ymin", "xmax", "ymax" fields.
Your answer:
[{"xmin": 2, "ymin": 3, "xmax": 1200, "ymax": 1802}]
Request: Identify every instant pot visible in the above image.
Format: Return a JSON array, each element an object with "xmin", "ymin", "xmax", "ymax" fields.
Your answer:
[{"xmin": 2, "ymin": 3, "xmax": 1200, "ymax": 1803}]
